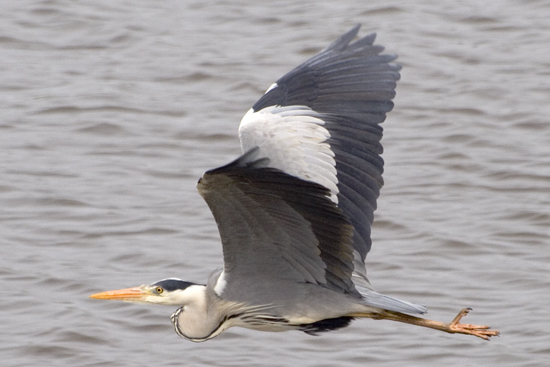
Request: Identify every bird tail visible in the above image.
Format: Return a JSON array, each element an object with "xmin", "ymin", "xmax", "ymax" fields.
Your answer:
[{"xmin": 357, "ymin": 286, "xmax": 428, "ymax": 315}]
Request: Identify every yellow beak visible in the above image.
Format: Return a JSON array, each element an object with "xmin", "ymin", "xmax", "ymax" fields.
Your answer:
[{"xmin": 90, "ymin": 287, "xmax": 148, "ymax": 301}]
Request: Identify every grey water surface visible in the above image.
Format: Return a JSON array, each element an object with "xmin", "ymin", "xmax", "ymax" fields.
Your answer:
[{"xmin": 1, "ymin": 1, "xmax": 549, "ymax": 366}]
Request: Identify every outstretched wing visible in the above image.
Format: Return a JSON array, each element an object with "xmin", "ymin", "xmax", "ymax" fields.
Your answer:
[
  {"xmin": 198, "ymin": 148, "xmax": 358, "ymax": 296},
  {"xmin": 238, "ymin": 25, "xmax": 400, "ymax": 285}
]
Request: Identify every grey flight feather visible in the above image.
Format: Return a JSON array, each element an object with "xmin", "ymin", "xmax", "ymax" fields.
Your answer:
[{"xmin": 197, "ymin": 148, "xmax": 359, "ymax": 297}]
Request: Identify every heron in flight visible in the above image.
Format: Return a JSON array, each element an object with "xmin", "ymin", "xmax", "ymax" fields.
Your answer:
[{"xmin": 90, "ymin": 25, "xmax": 499, "ymax": 342}]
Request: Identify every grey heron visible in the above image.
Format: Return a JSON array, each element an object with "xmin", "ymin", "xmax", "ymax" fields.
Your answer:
[{"xmin": 90, "ymin": 25, "xmax": 499, "ymax": 342}]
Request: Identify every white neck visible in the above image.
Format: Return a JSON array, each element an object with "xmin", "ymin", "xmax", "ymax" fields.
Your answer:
[{"xmin": 170, "ymin": 285, "xmax": 225, "ymax": 342}]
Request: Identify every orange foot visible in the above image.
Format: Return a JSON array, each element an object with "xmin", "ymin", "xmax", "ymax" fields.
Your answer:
[{"xmin": 449, "ymin": 308, "xmax": 500, "ymax": 340}]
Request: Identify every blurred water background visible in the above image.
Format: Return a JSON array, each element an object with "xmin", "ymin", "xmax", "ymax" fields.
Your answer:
[{"xmin": 1, "ymin": 1, "xmax": 549, "ymax": 366}]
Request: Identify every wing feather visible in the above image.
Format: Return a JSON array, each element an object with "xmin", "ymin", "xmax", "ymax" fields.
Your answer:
[{"xmin": 198, "ymin": 149, "xmax": 357, "ymax": 296}]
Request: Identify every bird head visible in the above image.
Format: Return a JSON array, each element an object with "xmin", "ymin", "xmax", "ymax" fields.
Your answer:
[{"xmin": 90, "ymin": 278, "xmax": 200, "ymax": 306}]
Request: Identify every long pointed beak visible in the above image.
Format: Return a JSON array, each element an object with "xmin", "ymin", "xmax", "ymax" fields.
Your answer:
[{"xmin": 90, "ymin": 287, "xmax": 149, "ymax": 302}]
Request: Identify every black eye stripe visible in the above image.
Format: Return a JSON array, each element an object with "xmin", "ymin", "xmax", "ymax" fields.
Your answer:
[{"xmin": 152, "ymin": 279, "xmax": 198, "ymax": 292}]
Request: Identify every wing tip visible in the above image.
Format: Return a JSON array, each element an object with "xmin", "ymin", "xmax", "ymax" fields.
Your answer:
[
  {"xmin": 323, "ymin": 24, "xmax": 382, "ymax": 55},
  {"xmin": 324, "ymin": 24, "xmax": 362, "ymax": 52}
]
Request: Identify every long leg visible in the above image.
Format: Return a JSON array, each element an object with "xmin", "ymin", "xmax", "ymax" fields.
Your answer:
[{"xmin": 352, "ymin": 308, "xmax": 500, "ymax": 341}]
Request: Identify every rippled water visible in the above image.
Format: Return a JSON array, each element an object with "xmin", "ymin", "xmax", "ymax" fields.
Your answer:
[{"xmin": 2, "ymin": 1, "xmax": 550, "ymax": 366}]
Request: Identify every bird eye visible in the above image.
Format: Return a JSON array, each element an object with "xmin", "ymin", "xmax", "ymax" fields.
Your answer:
[{"xmin": 156, "ymin": 287, "xmax": 164, "ymax": 294}]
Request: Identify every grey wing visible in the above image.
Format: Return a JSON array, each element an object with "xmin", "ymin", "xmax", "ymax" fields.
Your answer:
[
  {"xmin": 238, "ymin": 25, "xmax": 400, "ymax": 286},
  {"xmin": 197, "ymin": 148, "xmax": 359, "ymax": 297}
]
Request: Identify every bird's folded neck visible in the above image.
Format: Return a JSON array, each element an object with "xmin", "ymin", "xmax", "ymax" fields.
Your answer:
[{"xmin": 170, "ymin": 285, "xmax": 226, "ymax": 342}]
